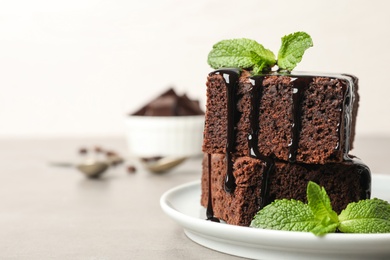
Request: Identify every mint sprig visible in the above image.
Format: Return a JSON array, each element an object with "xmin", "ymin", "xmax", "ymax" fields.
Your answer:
[
  {"xmin": 250, "ymin": 181, "xmax": 390, "ymax": 236},
  {"xmin": 207, "ymin": 32, "xmax": 313, "ymax": 74},
  {"xmin": 277, "ymin": 32, "xmax": 313, "ymax": 71},
  {"xmin": 306, "ymin": 182, "xmax": 339, "ymax": 235},
  {"xmin": 207, "ymin": 38, "xmax": 276, "ymax": 74}
]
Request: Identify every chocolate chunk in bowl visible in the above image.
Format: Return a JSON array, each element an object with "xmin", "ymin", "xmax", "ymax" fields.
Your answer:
[{"xmin": 125, "ymin": 88, "xmax": 204, "ymax": 172}]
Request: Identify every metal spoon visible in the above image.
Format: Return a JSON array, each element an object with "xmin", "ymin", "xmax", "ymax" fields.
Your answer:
[
  {"xmin": 50, "ymin": 160, "xmax": 109, "ymax": 178},
  {"xmin": 76, "ymin": 160, "xmax": 109, "ymax": 178},
  {"xmin": 51, "ymin": 155, "xmax": 186, "ymax": 175},
  {"xmin": 141, "ymin": 156, "xmax": 187, "ymax": 173}
]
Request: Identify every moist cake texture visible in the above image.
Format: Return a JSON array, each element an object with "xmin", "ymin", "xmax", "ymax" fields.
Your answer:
[
  {"xmin": 201, "ymin": 68, "xmax": 371, "ymax": 226},
  {"xmin": 203, "ymin": 69, "xmax": 359, "ymax": 164},
  {"xmin": 201, "ymin": 154, "xmax": 370, "ymax": 226}
]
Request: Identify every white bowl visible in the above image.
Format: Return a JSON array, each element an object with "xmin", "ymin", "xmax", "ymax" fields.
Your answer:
[{"xmin": 124, "ymin": 115, "xmax": 204, "ymax": 157}]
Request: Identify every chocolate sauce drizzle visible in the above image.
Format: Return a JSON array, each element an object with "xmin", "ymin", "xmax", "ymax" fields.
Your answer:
[
  {"xmin": 339, "ymin": 74, "xmax": 371, "ymax": 199},
  {"xmin": 288, "ymin": 78, "xmax": 311, "ymax": 163},
  {"xmin": 213, "ymin": 69, "xmax": 240, "ymax": 193},
  {"xmin": 205, "ymin": 69, "xmax": 240, "ymax": 222},
  {"xmin": 340, "ymin": 74, "xmax": 354, "ymax": 158},
  {"xmin": 205, "ymin": 69, "xmax": 371, "ymax": 222},
  {"xmin": 248, "ymin": 76, "xmax": 275, "ymax": 208}
]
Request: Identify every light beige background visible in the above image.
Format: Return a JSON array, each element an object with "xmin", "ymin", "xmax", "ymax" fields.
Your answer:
[{"xmin": 1, "ymin": 0, "xmax": 389, "ymax": 137}]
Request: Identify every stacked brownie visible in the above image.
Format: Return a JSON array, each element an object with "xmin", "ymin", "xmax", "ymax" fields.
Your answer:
[{"xmin": 200, "ymin": 69, "xmax": 371, "ymax": 226}]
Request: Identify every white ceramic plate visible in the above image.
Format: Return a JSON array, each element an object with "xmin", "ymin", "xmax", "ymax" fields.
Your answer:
[{"xmin": 160, "ymin": 174, "xmax": 390, "ymax": 260}]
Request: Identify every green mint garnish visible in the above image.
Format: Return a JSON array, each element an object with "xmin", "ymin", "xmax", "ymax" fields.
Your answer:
[
  {"xmin": 307, "ymin": 181, "xmax": 339, "ymax": 224},
  {"xmin": 250, "ymin": 199, "xmax": 318, "ymax": 232},
  {"xmin": 250, "ymin": 181, "xmax": 390, "ymax": 236},
  {"xmin": 207, "ymin": 38, "xmax": 276, "ymax": 74},
  {"xmin": 338, "ymin": 198, "xmax": 390, "ymax": 233},
  {"xmin": 207, "ymin": 32, "xmax": 313, "ymax": 73},
  {"xmin": 306, "ymin": 181, "xmax": 339, "ymax": 235},
  {"xmin": 277, "ymin": 32, "xmax": 313, "ymax": 71}
]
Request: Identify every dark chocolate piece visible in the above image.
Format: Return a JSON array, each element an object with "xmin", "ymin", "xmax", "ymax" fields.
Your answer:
[{"xmin": 132, "ymin": 88, "xmax": 204, "ymax": 116}]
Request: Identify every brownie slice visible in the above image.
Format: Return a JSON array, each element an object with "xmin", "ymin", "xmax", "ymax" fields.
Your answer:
[
  {"xmin": 201, "ymin": 154, "xmax": 371, "ymax": 227},
  {"xmin": 202, "ymin": 70, "xmax": 358, "ymax": 164}
]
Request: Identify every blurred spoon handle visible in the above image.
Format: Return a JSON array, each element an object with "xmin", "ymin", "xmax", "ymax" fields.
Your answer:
[{"xmin": 48, "ymin": 162, "xmax": 75, "ymax": 167}]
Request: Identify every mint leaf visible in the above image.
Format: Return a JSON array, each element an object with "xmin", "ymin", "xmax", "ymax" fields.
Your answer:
[
  {"xmin": 251, "ymin": 181, "xmax": 390, "ymax": 236},
  {"xmin": 277, "ymin": 31, "xmax": 313, "ymax": 71},
  {"xmin": 338, "ymin": 198, "xmax": 390, "ymax": 233},
  {"xmin": 307, "ymin": 181, "xmax": 339, "ymax": 224},
  {"xmin": 310, "ymin": 216, "xmax": 339, "ymax": 236},
  {"xmin": 303, "ymin": 181, "xmax": 339, "ymax": 235},
  {"xmin": 207, "ymin": 32, "xmax": 313, "ymax": 73},
  {"xmin": 251, "ymin": 182, "xmax": 340, "ymax": 236},
  {"xmin": 250, "ymin": 199, "xmax": 319, "ymax": 232},
  {"xmin": 207, "ymin": 38, "xmax": 276, "ymax": 74}
]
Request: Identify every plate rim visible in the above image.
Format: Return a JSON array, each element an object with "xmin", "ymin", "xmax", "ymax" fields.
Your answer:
[{"xmin": 160, "ymin": 174, "xmax": 390, "ymax": 258}]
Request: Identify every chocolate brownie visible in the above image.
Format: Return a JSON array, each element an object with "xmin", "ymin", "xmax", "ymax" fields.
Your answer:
[
  {"xmin": 203, "ymin": 69, "xmax": 358, "ymax": 164},
  {"xmin": 201, "ymin": 68, "xmax": 371, "ymax": 227},
  {"xmin": 201, "ymin": 154, "xmax": 371, "ymax": 226}
]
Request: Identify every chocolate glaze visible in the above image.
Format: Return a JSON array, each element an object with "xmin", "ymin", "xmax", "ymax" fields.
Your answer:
[
  {"xmin": 248, "ymin": 76, "xmax": 275, "ymax": 208},
  {"xmin": 205, "ymin": 69, "xmax": 240, "ymax": 222},
  {"xmin": 289, "ymin": 77, "xmax": 312, "ymax": 163},
  {"xmin": 205, "ymin": 68, "xmax": 371, "ymax": 222},
  {"xmin": 351, "ymin": 157, "xmax": 371, "ymax": 199},
  {"xmin": 211, "ymin": 69, "xmax": 240, "ymax": 193},
  {"xmin": 341, "ymin": 74, "xmax": 354, "ymax": 158}
]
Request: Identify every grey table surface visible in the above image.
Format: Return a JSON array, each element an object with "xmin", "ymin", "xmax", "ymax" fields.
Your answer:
[{"xmin": 0, "ymin": 136, "xmax": 389, "ymax": 260}]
